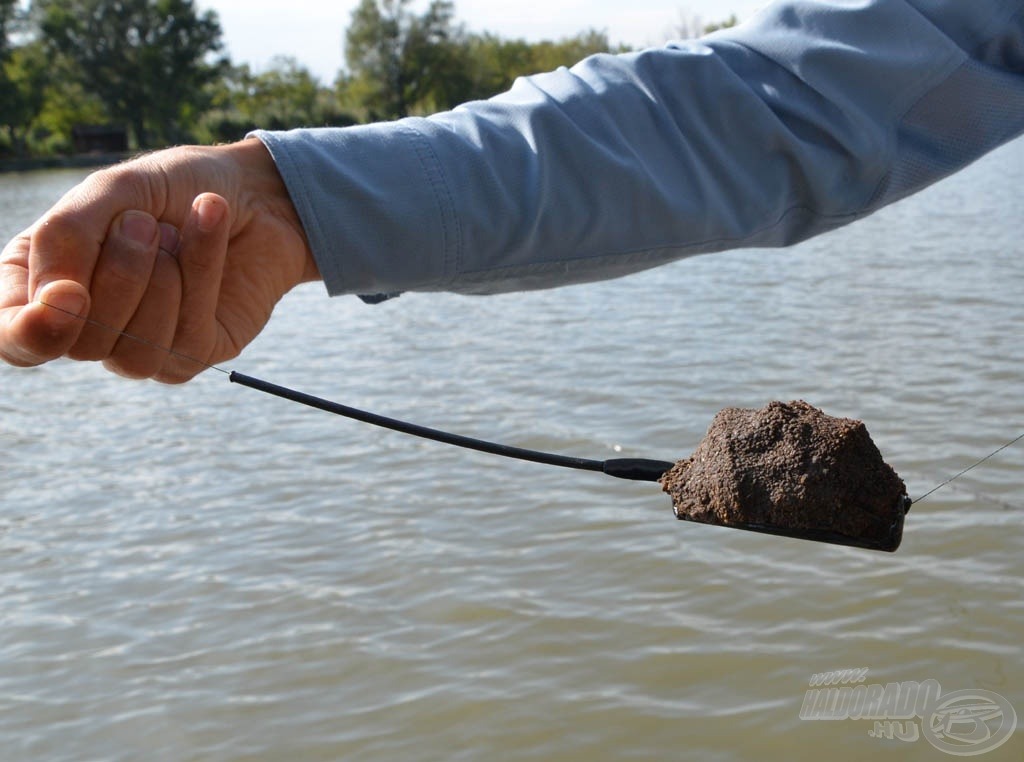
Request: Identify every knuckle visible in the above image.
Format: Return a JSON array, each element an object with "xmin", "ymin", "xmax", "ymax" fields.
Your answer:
[
  {"xmin": 32, "ymin": 209, "xmax": 94, "ymax": 253},
  {"xmin": 1, "ymin": 230, "xmax": 31, "ymax": 266},
  {"xmin": 95, "ymin": 168, "xmax": 139, "ymax": 203},
  {"xmin": 92, "ymin": 162, "xmax": 159, "ymax": 212}
]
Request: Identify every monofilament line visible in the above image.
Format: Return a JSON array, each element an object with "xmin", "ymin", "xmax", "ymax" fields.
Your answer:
[
  {"xmin": 39, "ymin": 301, "xmax": 230, "ymax": 375},
  {"xmin": 914, "ymin": 430, "xmax": 1024, "ymax": 504}
]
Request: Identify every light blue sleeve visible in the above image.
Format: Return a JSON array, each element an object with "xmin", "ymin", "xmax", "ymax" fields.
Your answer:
[{"xmin": 253, "ymin": 0, "xmax": 1024, "ymax": 300}]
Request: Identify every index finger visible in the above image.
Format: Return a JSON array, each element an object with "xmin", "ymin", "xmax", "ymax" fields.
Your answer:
[
  {"xmin": 2, "ymin": 161, "xmax": 164, "ymax": 368},
  {"xmin": 26, "ymin": 169, "xmax": 153, "ymax": 301}
]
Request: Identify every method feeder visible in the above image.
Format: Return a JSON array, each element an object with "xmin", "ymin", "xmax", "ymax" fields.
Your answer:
[{"xmin": 229, "ymin": 373, "xmax": 912, "ymax": 553}]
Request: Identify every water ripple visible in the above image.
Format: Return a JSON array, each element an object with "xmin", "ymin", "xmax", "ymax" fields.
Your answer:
[{"xmin": 1, "ymin": 140, "xmax": 1022, "ymax": 761}]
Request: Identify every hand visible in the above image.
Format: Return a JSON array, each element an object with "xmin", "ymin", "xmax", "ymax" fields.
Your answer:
[{"xmin": 0, "ymin": 138, "xmax": 319, "ymax": 383}]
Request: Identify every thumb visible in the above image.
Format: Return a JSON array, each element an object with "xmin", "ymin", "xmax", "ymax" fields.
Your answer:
[
  {"xmin": 176, "ymin": 192, "xmax": 230, "ymax": 339},
  {"xmin": 157, "ymin": 193, "xmax": 231, "ymax": 382},
  {"xmin": 0, "ymin": 280, "xmax": 91, "ymax": 367}
]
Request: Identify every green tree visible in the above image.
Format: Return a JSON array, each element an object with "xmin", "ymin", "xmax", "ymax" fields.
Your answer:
[
  {"xmin": 343, "ymin": 0, "xmax": 469, "ymax": 120},
  {"xmin": 201, "ymin": 58, "xmax": 355, "ymax": 143},
  {"xmin": 703, "ymin": 14, "xmax": 739, "ymax": 34},
  {"xmin": 0, "ymin": 2, "xmax": 54, "ymax": 155},
  {"xmin": 0, "ymin": 0, "xmax": 15, "ymax": 55},
  {"xmin": 236, "ymin": 57, "xmax": 325, "ymax": 128},
  {"xmin": 38, "ymin": 0, "xmax": 226, "ymax": 148},
  {"xmin": 460, "ymin": 29, "xmax": 621, "ymax": 104},
  {"xmin": 33, "ymin": 64, "xmax": 109, "ymax": 154},
  {"xmin": 0, "ymin": 0, "xmax": 21, "ymax": 151},
  {"xmin": 0, "ymin": 41, "xmax": 51, "ymax": 155},
  {"xmin": 342, "ymin": 0, "xmax": 624, "ymax": 120},
  {"xmin": 525, "ymin": 29, "xmax": 620, "ymax": 72},
  {"xmin": 671, "ymin": 10, "xmax": 740, "ymax": 38}
]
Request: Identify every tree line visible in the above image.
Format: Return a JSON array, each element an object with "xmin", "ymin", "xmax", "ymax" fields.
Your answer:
[{"xmin": 0, "ymin": 0, "xmax": 734, "ymax": 158}]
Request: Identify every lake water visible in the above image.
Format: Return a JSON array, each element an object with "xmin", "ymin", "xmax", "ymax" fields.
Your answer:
[{"xmin": 1, "ymin": 138, "xmax": 1022, "ymax": 761}]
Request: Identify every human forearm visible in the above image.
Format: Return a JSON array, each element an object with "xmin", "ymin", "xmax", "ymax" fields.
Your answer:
[{"xmin": 257, "ymin": 0, "xmax": 1024, "ymax": 300}]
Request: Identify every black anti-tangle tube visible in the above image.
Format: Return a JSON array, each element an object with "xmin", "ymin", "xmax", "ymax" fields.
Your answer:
[{"xmin": 228, "ymin": 371, "xmax": 674, "ymax": 482}]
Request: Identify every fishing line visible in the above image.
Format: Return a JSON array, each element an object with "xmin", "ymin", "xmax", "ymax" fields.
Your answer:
[
  {"xmin": 42, "ymin": 302, "xmax": 230, "ymax": 376},
  {"xmin": 913, "ymin": 431, "xmax": 1024, "ymax": 504},
  {"xmin": 36, "ymin": 300, "xmax": 1023, "ymax": 496}
]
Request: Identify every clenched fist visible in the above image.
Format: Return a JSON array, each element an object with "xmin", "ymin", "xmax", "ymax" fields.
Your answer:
[{"xmin": 0, "ymin": 139, "xmax": 319, "ymax": 383}]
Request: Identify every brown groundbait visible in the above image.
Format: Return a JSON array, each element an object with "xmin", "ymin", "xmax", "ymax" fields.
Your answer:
[{"xmin": 660, "ymin": 400, "xmax": 911, "ymax": 551}]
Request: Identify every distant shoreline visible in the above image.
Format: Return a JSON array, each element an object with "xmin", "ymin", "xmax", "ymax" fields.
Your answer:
[{"xmin": 0, "ymin": 152, "xmax": 131, "ymax": 174}]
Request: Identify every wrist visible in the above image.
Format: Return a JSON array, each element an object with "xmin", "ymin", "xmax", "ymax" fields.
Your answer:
[{"xmin": 221, "ymin": 137, "xmax": 321, "ymax": 285}]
